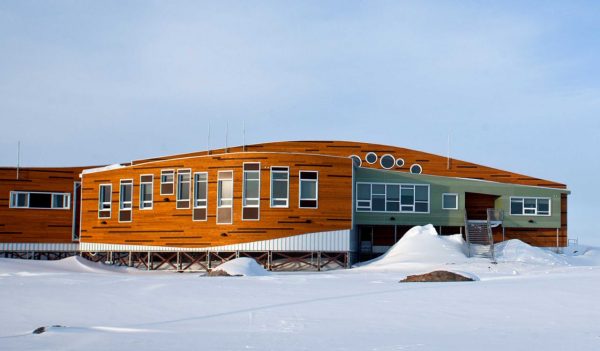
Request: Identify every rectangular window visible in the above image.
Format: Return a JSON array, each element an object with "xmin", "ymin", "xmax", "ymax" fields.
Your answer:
[
  {"xmin": 217, "ymin": 171, "xmax": 233, "ymax": 224},
  {"xmin": 119, "ymin": 180, "xmax": 133, "ymax": 222},
  {"xmin": 98, "ymin": 184, "xmax": 112, "ymax": 218},
  {"xmin": 355, "ymin": 183, "xmax": 429, "ymax": 213},
  {"xmin": 9, "ymin": 191, "xmax": 70, "ymax": 210},
  {"xmin": 139, "ymin": 175, "xmax": 153, "ymax": 210},
  {"xmin": 120, "ymin": 180, "xmax": 133, "ymax": 210},
  {"xmin": 299, "ymin": 171, "xmax": 318, "ymax": 208},
  {"xmin": 176, "ymin": 169, "xmax": 191, "ymax": 209},
  {"xmin": 372, "ymin": 184, "xmax": 385, "ymax": 211},
  {"xmin": 510, "ymin": 197, "xmax": 551, "ymax": 216},
  {"xmin": 160, "ymin": 170, "xmax": 174, "ymax": 195},
  {"xmin": 243, "ymin": 163, "xmax": 260, "ymax": 220},
  {"xmin": 193, "ymin": 172, "xmax": 208, "ymax": 221},
  {"xmin": 270, "ymin": 167, "xmax": 289, "ymax": 208},
  {"xmin": 10, "ymin": 192, "xmax": 28, "ymax": 208},
  {"xmin": 442, "ymin": 193, "xmax": 458, "ymax": 210},
  {"xmin": 386, "ymin": 184, "xmax": 400, "ymax": 212},
  {"xmin": 356, "ymin": 183, "xmax": 371, "ymax": 210}
]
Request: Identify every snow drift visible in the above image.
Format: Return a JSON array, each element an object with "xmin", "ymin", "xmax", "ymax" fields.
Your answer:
[
  {"xmin": 0, "ymin": 256, "xmax": 137, "ymax": 275},
  {"xmin": 211, "ymin": 257, "xmax": 269, "ymax": 276},
  {"xmin": 495, "ymin": 239, "xmax": 569, "ymax": 266},
  {"xmin": 358, "ymin": 224, "xmax": 469, "ymax": 269}
]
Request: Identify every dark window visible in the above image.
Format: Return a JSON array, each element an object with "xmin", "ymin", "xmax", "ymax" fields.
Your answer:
[
  {"xmin": 442, "ymin": 193, "xmax": 458, "ymax": 210},
  {"xmin": 29, "ymin": 193, "xmax": 52, "ymax": 208},
  {"xmin": 380, "ymin": 155, "xmax": 395, "ymax": 169},
  {"xmin": 365, "ymin": 152, "xmax": 377, "ymax": 164},
  {"xmin": 410, "ymin": 164, "xmax": 423, "ymax": 174},
  {"xmin": 160, "ymin": 170, "xmax": 175, "ymax": 195},
  {"xmin": 270, "ymin": 167, "xmax": 289, "ymax": 207},
  {"xmin": 176, "ymin": 170, "xmax": 191, "ymax": 209},
  {"xmin": 299, "ymin": 171, "xmax": 318, "ymax": 208}
]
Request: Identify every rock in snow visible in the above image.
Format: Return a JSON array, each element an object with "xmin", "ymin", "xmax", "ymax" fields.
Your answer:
[
  {"xmin": 400, "ymin": 270, "xmax": 475, "ymax": 282},
  {"xmin": 209, "ymin": 257, "xmax": 269, "ymax": 277}
]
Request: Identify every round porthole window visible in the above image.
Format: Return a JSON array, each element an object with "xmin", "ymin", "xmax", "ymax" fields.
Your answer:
[
  {"xmin": 396, "ymin": 158, "xmax": 405, "ymax": 167},
  {"xmin": 380, "ymin": 154, "xmax": 395, "ymax": 169},
  {"xmin": 410, "ymin": 164, "xmax": 423, "ymax": 174},
  {"xmin": 365, "ymin": 152, "xmax": 378, "ymax": 164},
  {"xmin": 349, "ymin": 155, "xmax": 362, "ymax": 167}
]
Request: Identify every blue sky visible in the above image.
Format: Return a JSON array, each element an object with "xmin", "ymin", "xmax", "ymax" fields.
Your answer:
[{"xmin": 1, "ymin": 1, "xmax": 598, "ymax": 243}]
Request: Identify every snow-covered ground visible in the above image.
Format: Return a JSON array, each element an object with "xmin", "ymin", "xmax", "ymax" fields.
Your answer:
[{"xmin": 2, "ymin": 225, "xmax": 600, "ymax": 351}]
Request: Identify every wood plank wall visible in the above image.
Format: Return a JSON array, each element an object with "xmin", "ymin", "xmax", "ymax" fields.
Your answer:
[
  {"xmin": 80, "ymin": 152, "xmax": 353, "ymax": 248},
  {"xmin": 132, "ymin": 141, "xmax": 567, "ymax": 189},
  {"xmin": 0, "ymin": 167, "xmax": 85, "ymax": 243}
]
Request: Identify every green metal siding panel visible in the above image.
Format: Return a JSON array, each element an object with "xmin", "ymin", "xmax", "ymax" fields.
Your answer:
[{"xmin": 354, "ymin": 168, "xmax": 565, "ymax": 228}]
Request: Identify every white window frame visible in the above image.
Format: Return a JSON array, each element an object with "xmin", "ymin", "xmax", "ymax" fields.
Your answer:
[
  {"xmin": 442, "ymin": 193, "xmax": 459, "ymax": 210},
  {"xmin": 510, "ymin": 196, "xmax": 552, "ymax": 216},
  {"xmin": 98, "ymin": 184, "xmax": 112, "ymax": 218},
  {"xmin": 270, "ymin": 166, "xmax": 289, "ymax": 208},
  {"xmin": 160, "ymin": 169, "xmax": 175, "ymax": 196},
  {"xmin": 299, "ymin": 170, "xmax": 319, "ymax": 209},
  {"xmin": 355, "ymin": 182, "xmax": 430, "ymax": 214},
  {"xmin": 176, "ymin": 169, "xmax": 191, "ymax": 209},
  {"xmin": 193, "ymin": 172, "xmax": 209, "ymax": 222},
  {"xmin": 350, "ymin": 155, "xmax": 362, "ymax": 167},
  {"xmin": 242, "ymin": 163, "xmax": 261, "ymax": 221},
  {"xmin": 217, "ymin": 170, "xmax": 233, "ymax": 209},
  {"xmin": 410, "ymin": 164, "xmax": 423, "ymax": 174},
  {"xmin": 379, "ymin": 154, "xmax": 396, "ymax": 169},
  {"xmin": 217, "ymin": 170, "xmax": 234, "ymax": 225},
  {"xmin": 119, "ymin": 180, "xmax": 133, "ymax": 211},
  {"xmin": 365, "ymin": 152, "xmax": 378, "ymax": 164},
  {"xmin": 139, "ymin": 175, "xmax": 153, "ymax": 210},
  {"xmin": 9, "ymin": 191, "xmax": 71, "ymax": 210},
  {"xmin": 193, "ymin": 172, "xmax": 208, "ymax": 209}
]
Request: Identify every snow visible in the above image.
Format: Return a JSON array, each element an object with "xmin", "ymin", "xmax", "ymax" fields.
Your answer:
[
  {"xmin": 81, "ymin": 164, "xmax": 124, "ymax": 175},
  {"xmin": 357, "ymin": 224, "xmax": 469, "ymax": 269},
  {"xmin": 495, "ymin": 239, "xmax": 570, "ymax": 266},
  {"xmin": 2, "ymin": 226, "xmax": 600, "ymax": 350},
  {"xmin": 211, "ymin": 257, "xmax": 270, "ymax": 276}
]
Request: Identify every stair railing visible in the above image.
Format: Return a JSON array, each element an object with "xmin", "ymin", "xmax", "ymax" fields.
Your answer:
[
  {"xmin": 464, "ymin": 213, "xmax": 472, "ymax": 257},
  {"xmin": 486, "ymin": 208, "xmax": 504, "ymax": 262}
]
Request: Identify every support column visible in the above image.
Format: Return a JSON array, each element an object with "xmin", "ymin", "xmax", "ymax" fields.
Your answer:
[
  {"xmin": 267, "ymin": 251, "xmax": 272, "ymax": 271},
  {"xmin": 317, "ymin": 251, "xmax": 322, "ymax": 271}
]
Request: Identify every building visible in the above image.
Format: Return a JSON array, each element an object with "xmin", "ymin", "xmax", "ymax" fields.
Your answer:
[{"xmin": 0, "ymin": 141, "xmax": 569, "ymax": 270}]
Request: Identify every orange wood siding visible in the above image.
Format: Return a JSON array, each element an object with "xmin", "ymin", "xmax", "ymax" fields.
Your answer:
[
  {"xmin": 494, "ymin": 228, "xmax": 567, "ymax": 247},
  {"xmin": 80, "ymin": 152, "xmax": 353, "ymax": 248},
  {"xmin": 132, "ymin": 141, "xmax": 566, "ymax": 189},
  {"xmin": 0, "ymin": 167, "xmax": 85, "ymax": 243}
]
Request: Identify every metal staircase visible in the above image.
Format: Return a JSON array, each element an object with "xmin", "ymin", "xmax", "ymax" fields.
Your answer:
[{"xmin": 465, "ymin": 209, "xmax": 504, "ymax": 261}]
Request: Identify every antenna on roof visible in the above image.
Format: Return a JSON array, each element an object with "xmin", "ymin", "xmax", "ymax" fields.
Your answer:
[
  {"xmin": 207, "ymin": 121, "xmax": 211, "ymax": 155},
  {"xmin": 447, "ymin": 133, "xmax": 451, "ymax": 170},
  {"xmin": 16, "ymin": 141, "xmax": 20, "ymax": 180},
  {"xmin": 243, "ymin": 120, "xmax": 246, "ymax": 152},
  {"xmin": 225, "ymin": 120, "xmax": 229, "ymax": 153}
]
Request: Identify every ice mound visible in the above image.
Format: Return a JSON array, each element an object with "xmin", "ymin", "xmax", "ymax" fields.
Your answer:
[
  {"xmin": 212, "ymin": 258, "xmax": 270, "ymax": 276},
  {"xmin": 495, "ymin": 239, "xmax": 569, "ymax": 266},
  {"xmin": 361, "ymin": 224, "xmax": 469, "ymax": 268}
]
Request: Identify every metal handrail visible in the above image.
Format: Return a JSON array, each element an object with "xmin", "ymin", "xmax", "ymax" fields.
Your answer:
[
  {"xmin": 464, "ymin": 213, "xmax": 472, "ymax": 257},
  {"xmin": 486, "ymin": 208, "xmax": 504, "ymax": 262}
]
